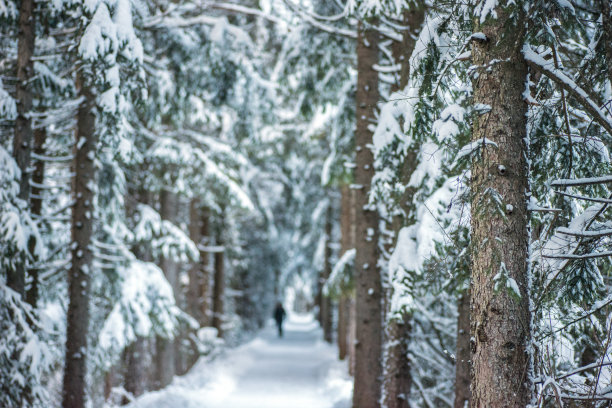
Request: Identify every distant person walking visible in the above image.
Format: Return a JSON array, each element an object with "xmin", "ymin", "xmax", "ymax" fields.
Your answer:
[{"xmin": 273, "ymin": 302, "xmax": 286, "ymax": 337}]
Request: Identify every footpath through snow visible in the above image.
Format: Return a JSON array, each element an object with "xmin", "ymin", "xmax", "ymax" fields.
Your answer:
[{"xmin": 125, "ymin": 313, "xmax": 352, "ymax": 408}]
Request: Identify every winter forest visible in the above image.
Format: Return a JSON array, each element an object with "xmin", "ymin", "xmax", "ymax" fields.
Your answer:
[{"xmin": 2, "ymin": 0, "xmax": 612, "ymax": 407}]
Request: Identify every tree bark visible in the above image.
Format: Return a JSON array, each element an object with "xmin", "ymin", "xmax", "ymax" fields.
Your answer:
[
  {"xmin": 338, "ymin": 295, "xmax": 349, "ymax": 360},
  {"xmin": 390, "ymin": 7, "xmax": 425, "ymax": 92},
  {"xmin": 454, "ymin": 289, "xmax": 471, "ymax": 408},
  {"xmin": 469, "ymin": 3, "xmax": 532, "ymax": 407},
  {"xmin": 154, "ymin": 189, "xmax": 178, "ymax": 389},
  {"xmin": 381, "ymin": 9, "xmax": 424, "ymax": 408},
  {"xmin": 212, "ymin": 231, "xmax": 225, "ymax": 338},
  {"xmin": 601, "ymin": 0, "xmax": 612, "ymax": 86},
  {"xmin": 123, "ymin": 188, "xmax": 151, "ymax": 400},
  {"xmin": 185, "ymin": 200, "xmax": 211, "ymax": 368},
  {"xmin": 199, "ymin": 209, "xmax": 211, "ymax": 326},
  {"xmin": 8, "ymin": 0, "xmax": 36, "ymax": 296},
  {"xmin": 382, "ymin": 315, "xmax": 412, "ymax": 408},
  {"xmin": 337, "ymin": 184, "xmax": 352, "ymax": 359},
  {"xmin": 188, "ymin": 199, "xmax": 202, "ymax": 323},
  {"xmin": 122, "ymin": 336, "xmax": 146, "ymax": 404},
  {"xmin": 62, "ymin": 76, "xmax": 96, "ymax": 408},
  {"xmin": 321, "ymin": 202, "xmax": 334, "ymax": 343},
  {"xmin": 352, "ymin": 20, "xmax": 382, "ymax": 408},
  {"xmin": 348, "ymin": 296, "xmax": 357, "ymax": 377},
  {"xmin": 26, "ymin": 127, "xmax": 46, "ymax": 307}
]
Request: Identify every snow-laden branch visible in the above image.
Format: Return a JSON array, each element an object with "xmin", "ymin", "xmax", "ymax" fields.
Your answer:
[
  {"xmin": 144, "ymin": 13, "xmax": 254, "ymax": 47},
  {"xmin": 523, "ymin": 45, "xmax": 612, "ymax": 137},
  {"xmin": 554, "ymin": 190, "xmax": 612, "ymax": 204},
  {"xmin": 555, "ymin": 227, "xmax": 612, "ymax": 239},
  {"xmin": 535, "ymin": 203, "xmax": 610, "ymax": 307},
  {"xmin": 282, "ymin": 0, "xmax": 349, "ymax": 21},
  {"xmin": 550, "ymin": 175, "xmax": 612, "ymax": 187},
  {"xmin": 207, "ymin": 2, "xmax": 290, "ymax": 28},
  {"xmin": 281, "ymin": 0, "xmax": 357, "ymax": 39},
  {"xmin": 373, "ymin": 63, "xmax": 401, "ymax": 73},
  {"xmin": 542, "ymin": 251, "xmax": 612, "ymax": 259},
  {"xmin": 535, "ymin": 360, "xmax": 612, "ymax": 383}
]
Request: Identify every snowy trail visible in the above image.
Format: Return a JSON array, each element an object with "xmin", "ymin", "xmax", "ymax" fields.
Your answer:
[{"xmin": 126, "ymin": 314, "xmax": 352, "ymax": 408}]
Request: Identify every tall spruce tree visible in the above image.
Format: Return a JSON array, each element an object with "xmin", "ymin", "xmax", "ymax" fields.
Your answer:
[{"xmin": 469, "ymin": 1, "xmax": 532, "ymax": 406}]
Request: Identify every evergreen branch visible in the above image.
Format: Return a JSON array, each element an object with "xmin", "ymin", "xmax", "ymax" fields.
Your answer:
[
  {"xmin": 281, "ymin": 0, "xmax": 357, "ymax": 39},
  {"xmin": 542, "ymin": 251, "xmax": 612, "ymax": 259},
  {"xmin": 523, "ymin": 45, "xmax": 612, "ymax": 137},
  {"xmin": 555, "ymin": 227, "xmax": 612, "ymax": 239},
  {"xmin": 535, "ymin": 196, "xmax": 611, "ymax": 309},
  {"xmin": 551, "ymin": 175, "xmax": 612, "ymax": 187},
  {"xmin": 536, "ymin": 295, "xmax": 612, "ymax": 341},
  {"xmin": 207, "ymin": 2, "xmax": 291, "ymax": 27},
  {"xmin": 534, "ymin": 361, "xmax": 612, "ymax": 384},
  {"xmin": 554, "ymin": 190, "xmax": 612, "ymax": 204}
]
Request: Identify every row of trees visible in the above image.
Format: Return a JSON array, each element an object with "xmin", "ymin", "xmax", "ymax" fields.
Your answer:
[
  {"xmin": 1, "ymin": 0, "xmax": 344, "ymax": 406},
  {"xmin": 2, "ymin": 0, "xmax": 612, "ymax": 407},
  {"xmin": 315, "ymin": 0, "xmax": 612, "ymax": 407}
]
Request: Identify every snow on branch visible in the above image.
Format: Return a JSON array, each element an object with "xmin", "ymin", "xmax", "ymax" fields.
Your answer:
[
  {"xmin": 0, "ymin": 78, "xmax": 17, "ymax": 120},
  {"xmin": 554, "ymin": 190, "xmax": 612, "ymax": 204},
  {"xmin": 535, "ymin": 204, "xmax": 607, "ymax": 300},
  {"xmin": 373, "ymin": 63, "xmax": 401, "ymax": 73},
  {"xmin": 323, "ymin": 248, "xmax": 355, "ymax": 297},
  {"xmin": 523, "ymin": 45, "xmax": 612, "ymax": 137},
  {"xmin": 542, "ymin": 251, "xmax": 612, "ymax": 260},
  {"xmin": 281, "ymin": 0, "xmax": 357, "ymax": 39},
  {"xmin": 207, "ymin": 2, "xmax": 291, "ymax": 28},
  {"xmin": 550, "ymin": 175, "xmax": 612, "ymax": 187},
  {"xmin": 555, "ymin": 227, "xmax": 612, "ymax": 239},
  {"xmin": 97, "ymin": 259, "xmax": 187, "ymax": 361},
  {"xmin": 144, "ymin": 14, "xmax": 254, "ymax": 48}
]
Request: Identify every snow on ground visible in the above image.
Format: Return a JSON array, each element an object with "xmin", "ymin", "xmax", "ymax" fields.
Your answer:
[{"xmin": 126, "ymin": 313, "xmax": 352, "ymax": 408}]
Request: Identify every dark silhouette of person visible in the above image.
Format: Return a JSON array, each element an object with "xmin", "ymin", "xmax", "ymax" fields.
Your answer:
[{"xmin": 273, "ymin": 302, "xmax": 286, "ymax": 337}]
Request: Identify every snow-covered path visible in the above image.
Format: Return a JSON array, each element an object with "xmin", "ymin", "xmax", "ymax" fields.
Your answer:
[{"xmin": 127, "ymin": 314, "xmax": 352, "ymax": 408}]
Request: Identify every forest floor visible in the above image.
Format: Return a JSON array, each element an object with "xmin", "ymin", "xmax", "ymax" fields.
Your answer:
[{"xmin": 125, "ymin": 313, "xmax": 352, "ymax": 408}]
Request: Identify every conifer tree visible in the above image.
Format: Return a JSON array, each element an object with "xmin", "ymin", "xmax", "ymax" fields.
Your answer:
[
  {"xmin": 468, "ymin": 2, "xmax": 532, "ymax": 406},
  {"xmin": 352, "ymin": 19, "xmax": 383, "ymax": 408}
]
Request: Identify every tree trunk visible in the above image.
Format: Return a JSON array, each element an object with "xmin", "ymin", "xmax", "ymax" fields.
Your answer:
[
  {"xmin": 454, "ymin": 289, "xmax": 471, "ymax": 408},
  {"xmin": 348, "ymin": 296, "xmax": 357, "ymax": 376},
  {"xmin": 601, "ymin": 0, "xmax": 612, "ymax": 86},
  {"xmin": 316, "ymin": 271, "xmax": 323, "ymax": 325},
  {"xmin": 347, "ymin": 185, "xmax": 357, "ymax": 376},
  {"xmin": 469, "ymin": 3, "xmax": 532, "ymax": 407},
  {"xmin": 382, "ymin": 315, "xmax": 412, "ymax": 408},
  {"xmin": 8, "ymin": 0, "xmax": 36, "ymax": 296},
  {"xmin": 199, "ymin": 209, "xmax": 211, "ymax": 326},
  {"xmin": 154, "ymin": 189, "xmax": 178, "ymax": 389},
  {"xmin": 338, "ymin": 295, "xmax": 349, "ymax": 360},
  {"xmin": 212, "ymin": 232, "xmax": 225, "ymax": 338},
  {"xmin": 188, "ymin": 199, "xmax": 202, "ymax": 323},
  {"xmin": 26, "ymin": 127, "xmax": 47, "ymax": 307},
  {"xmin": 122, "ymin": 336, "xmax": 146, "ymax": 404},
  {"xmin": 352, "ymin": 20, "xmax": 382, "ymax": 408},
  {"xmin": 62, "ymin": 76, "xmax": 96, "ymax": 408},
  {"xmin": 321, "ymin": 202, "xmax": 334, "ymax": 343},
  {"xmin": 185, "ymin": 199, "xmax": 205, "ymax": 369},
  {"xmin": 390, "ymin": 7, "xmax": 425, "ymax": 92},
  {"xmin": 381, "ymin": 8, "xmax": 424, "ymax": 408},
  {"xmin": 337, "ymin": 184, "xmax": 352, "ymax": 359},
  {"xmin": 123, "ymin": 188, "xmax": 151, "ymax": 399}
]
